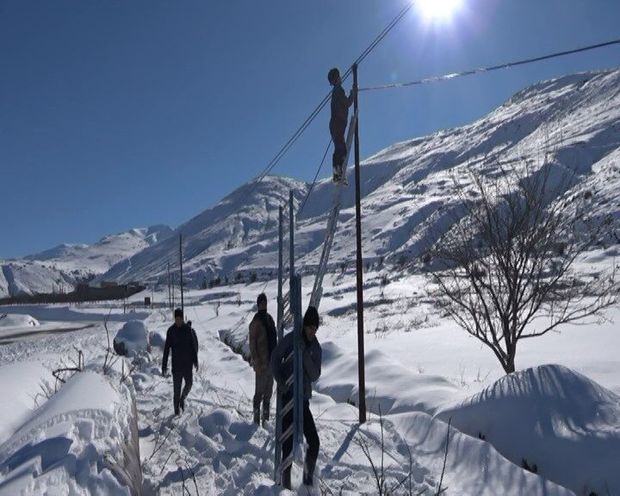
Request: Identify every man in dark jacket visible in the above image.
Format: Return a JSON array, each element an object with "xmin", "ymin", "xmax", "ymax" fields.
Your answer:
[
  {"xmin": 328, "ymin": 67, "xmax": 354, "ymax": 183},
  {"xmin": 162, "ymin": 308, "xmax": 199, "ymax": 415},
  {"xmin": 271, "ymin": 306, "xmax": 322, "ymax": 489},
  {"xmin": 249, "ymin": 292, "xmax": 277, "ymax": 426}
]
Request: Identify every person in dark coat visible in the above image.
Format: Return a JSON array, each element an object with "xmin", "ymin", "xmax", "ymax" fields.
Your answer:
[
  {"xmin": 271, "ymin": 306, "xmax": 322, "ymax": 489},
  {"xmin": 328, "ymin": 67, "xmax": 354, "ymax": 183},
  {"xmin": 249, "ymin": 293, "xmax": 278, "ymax": 426},
  {"xmin": 162, "ymin": 308, "xmax": 199, "ymax": 415}
]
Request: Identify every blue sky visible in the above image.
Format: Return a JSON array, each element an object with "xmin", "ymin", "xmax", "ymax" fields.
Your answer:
[{"xmin": 1, "ymin": 0, "xmax": 619, "ymax": 258}]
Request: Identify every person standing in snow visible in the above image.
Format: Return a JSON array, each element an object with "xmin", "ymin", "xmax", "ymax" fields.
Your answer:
[
  {"xmin": 271, "ymin": 306, "xmax": 322, "ymax": 489},
  {"xmin": 162, "ymin": 308, "xmax": 199, "ymax": 415},
  {"xmin": 328, "ymin": 67, "xmax": 354, "ymax": 183},
  {"xmin": 249, "ymin": 293, "xmax": 278, "ymax": 426}
]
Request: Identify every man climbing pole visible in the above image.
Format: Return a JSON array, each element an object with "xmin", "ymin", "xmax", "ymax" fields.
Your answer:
[
  {"xmin": 328, "ymin": 67, "xmax": 354, "ymax": 183},
  {"xmin": 249, "ymin": 292, "xmax": 277, "ymax": 427},
  {"xmin": 162, "ymin": 308, "xmax": 199, "ymax": 415},
  {"xmin": 271, "ymin": 306, "xmax": 322, "ymax": 489}
]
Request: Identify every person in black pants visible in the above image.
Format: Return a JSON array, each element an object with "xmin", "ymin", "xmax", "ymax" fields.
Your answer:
[
  {"xmin": 328, "ymin": 67, "xmax": 354, "ymax": 183},
  {"xmin": 162, "ymin": 308, "xmax": 199, "ymax": 415},
  {"xmin": 271, "ymin": 306, "xmax": 322, "ymax": 489}
]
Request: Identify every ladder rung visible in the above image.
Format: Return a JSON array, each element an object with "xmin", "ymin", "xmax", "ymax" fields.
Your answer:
[
  {"xmin": 282, "ymin": 401, "xmax": 293, "ymax": 416},
  {"xmin": 281, "ymin": 425, "xmax": 294, "ymax": 440},
  {"xmin": 281, "ymin": 454, "xmax": 294, "ymax": 469}
]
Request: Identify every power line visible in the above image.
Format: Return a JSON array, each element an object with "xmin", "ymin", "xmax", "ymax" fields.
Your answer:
[
  {"xmin": 359, "ymin": 37, "xmax": 620, "ymax": 92},
  {"xmin": 297, "ymin": 137, "xmax": 332, "ymax": 218},
  {"xmin": 249, "ymin": 2, "xmax": 415, "ymax": 190}
]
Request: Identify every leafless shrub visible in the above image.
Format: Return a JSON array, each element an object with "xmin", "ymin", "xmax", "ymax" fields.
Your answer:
[
  {"xmin": 436, "ymin": 418, "xmax": 451, "ymax": 495},
  {"xmin": 356, "ymin": 408, "xmax": 426, "ymax": 495},
  {"xmin": 423, "ymin": 159, "xmax": 617, "ymax": 374}
]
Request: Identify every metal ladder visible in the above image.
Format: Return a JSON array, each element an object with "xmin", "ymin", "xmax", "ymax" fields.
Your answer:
[{"xmin": 280, "ymin": 109, "xmax": 358, "ymax": 325}]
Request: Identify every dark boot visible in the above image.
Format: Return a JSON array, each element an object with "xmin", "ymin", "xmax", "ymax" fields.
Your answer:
[
  {"xmin": 303, "ymin": 457, "xmax": 316, "ymax": 486},
  {"xmin": 262, "ymin": 399, "xmax": 270, "ymax": 422},
  {"xmin": 253, "ymin": 394, "xmax": 261, "ymax": 425}
]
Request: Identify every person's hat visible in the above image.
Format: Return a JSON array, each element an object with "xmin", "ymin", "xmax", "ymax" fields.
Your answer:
[
  {"xmin": 174, "ymin": 308, "xmax": 183, "ymax": 318},
  {"xmin": 303, "ymin": 306, "xmax": 319, "ymax": 329},
  {"xmin": 257, "ymin": 293, "xmax": 267, "ymax": 306}
]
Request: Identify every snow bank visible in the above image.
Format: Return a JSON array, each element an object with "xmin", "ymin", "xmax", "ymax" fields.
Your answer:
[
  {"xmin": 436, "ymin": 364, "xmax": 620, "ymax": 495},
  {"xmin": 0, "ymin": 305, "xmax": 148, "ymax": 323},
  {"xmin": 0, "ymin": 362, "xmax": 48, "ymax": 444},
  {"xmin": 113, "ymin": 320, "xmax": 150, "ymax": 356},
  {"xmin": 388, "ymin": 411, "xmax": 573, "ymax": 496},
  {"xmin": 0, "ymin": 314, "xmax": 40, "ymax": 328},
  {"xmin": 217, "ymin": 329, "xmax": 463, "ymax": 417},
  {"xmin": 317, "ymin": 341, "xmax": 463, "ymax": 416},
  {"xmin": 0, "ymin": 371, "xmax": 140, "ymax": 495}
]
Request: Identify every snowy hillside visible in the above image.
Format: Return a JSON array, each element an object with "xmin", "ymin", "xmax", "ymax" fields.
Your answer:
[
  {"xmin": 100, "ymin": 177, "xmax": 309, "ymax": 286},
  {"xmin": 100, "ymin": 68, "xmax": 620, "ymax": 287},
  {"xmin": 0, "ymin": 225, "xmax": 172, "ymax": 298}
]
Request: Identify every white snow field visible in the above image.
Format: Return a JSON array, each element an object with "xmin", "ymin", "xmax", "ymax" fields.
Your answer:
[
  {"xmin": 1, "ymin": 68, "xmax": 620, "ymax": 494},
  {"xmin": 1, "ymin": 274, "xmax": 617, "ymax": 494}
]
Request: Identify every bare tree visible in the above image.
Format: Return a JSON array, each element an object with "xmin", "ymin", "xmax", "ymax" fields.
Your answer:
[{"xmin": 423, "ymin": 159, "xmax": 617, "ymax": 374}]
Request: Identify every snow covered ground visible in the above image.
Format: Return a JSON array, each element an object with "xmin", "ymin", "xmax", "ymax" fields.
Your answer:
[{"xmin": 1, "ymin": 270, "xmax": 618, "ymax": 494}]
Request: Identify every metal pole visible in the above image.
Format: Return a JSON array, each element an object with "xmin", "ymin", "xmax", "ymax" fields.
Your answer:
[
  {"xmin": 353, "ymin": 63, "xmax": 367, "ymax": 424},
  {"xmin": 292, "ymin": 274, "xmax": 303, "ymax": 457},
  {"xmin": 289, "ymin": 191, "xmax": 294, "ymax": 285},
  {"xmin": 274, "ymin": 205, "xmax": 284, "ymax": 484},
  {"xmin": 289, "ymin": 191, "xmax": 303, "ymax": 460},
  {"xmin": 167, "ymin": 261, "xmax": 171, "ymax": 310},
  {"xmin": 277, "ymin": 205, "xmax": 284, "ymax": 338},
  {"xmin": 179, "ymin": 233, "xmax": 184, "ymax": 314}
]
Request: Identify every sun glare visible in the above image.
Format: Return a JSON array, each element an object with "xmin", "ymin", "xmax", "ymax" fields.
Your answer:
[{"xmin": 416, "ymin": 0, "xmax": 463, "ymax": 22}]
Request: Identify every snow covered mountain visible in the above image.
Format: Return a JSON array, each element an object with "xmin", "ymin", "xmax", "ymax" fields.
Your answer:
[
  {"xmin": 100, "ymin": 67, "xmax": 620, "ymax": 287},
  {"xmin": 0, "ymin": 225, "xmax": 172, "ymax": 298}
]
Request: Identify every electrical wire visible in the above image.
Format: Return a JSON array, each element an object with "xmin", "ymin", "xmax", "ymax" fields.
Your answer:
[{"xmin": 359, "ymin": 38, "xmax": 620, "ymax": 92}]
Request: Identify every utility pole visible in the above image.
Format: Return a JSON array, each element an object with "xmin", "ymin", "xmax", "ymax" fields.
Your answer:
[
  {"xmin": 277, "ymin": 206, "xmax": 284, "ymax": 338},
  {"xmin": 179, "ymin": 234, "xmax": 185, "ymax": 314},
  {"xmin": 353, "ymin": 63, "xmax": 367, "ymax": 424},
  {"xmin": 274, "ymin": 204, "xmax": 284, "ymax": 484},
  {"xmin": 167, "ymin": 261, "xmax": 171, "ymax": 311},
  {"xmin": 289, "ymin": 191, "xmax": 304, "ymax": 461}
]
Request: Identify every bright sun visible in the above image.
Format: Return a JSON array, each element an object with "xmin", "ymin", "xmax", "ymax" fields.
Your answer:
[{"xmin": 416, "ymin": 0, "xmax": 463, "ymax": 21}]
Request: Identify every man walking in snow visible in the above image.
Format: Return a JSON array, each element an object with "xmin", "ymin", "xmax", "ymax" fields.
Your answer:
[
  {"xmin": 162, "ymin": 308, "xmax": 199, "ymax": 415},
  {"xmin": 271, "ymin": 306, "xmax": 322, "ymax": 489},
  {"xmin": 249, "ymin": 293, "xmax": 278, "ymax": 426},
  {"xmin": 328, "ymin": 67, "xmax": 354, "ymax": 183}
]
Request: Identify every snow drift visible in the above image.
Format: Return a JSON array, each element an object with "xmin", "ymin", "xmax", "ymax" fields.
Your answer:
[
  {"xmin": 0, "ymin": 314, "xmax": 40, "ymax": 328},
  {"xmin": 436, "ymin": 364, "xmax": 620, "ymax": 495},
  {"xmin": 0, "ymin": 372, "xmax": 141, "ymax": 495},
  {"xmin": 113, "ymin": 320, "xmax": 150, "ymax": 356}
]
